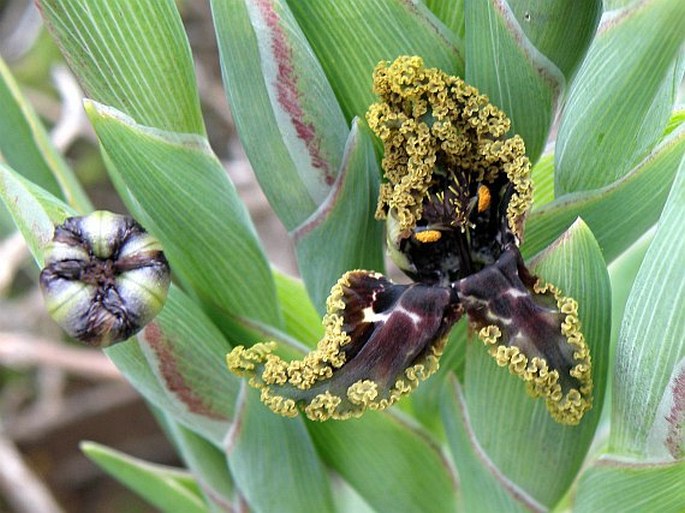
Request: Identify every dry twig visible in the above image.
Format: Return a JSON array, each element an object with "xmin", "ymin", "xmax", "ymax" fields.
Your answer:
[
  {"xmin": 5, "ymin": 381, "xmax": 139, "ymax": 445},
  {"xmin": 50, "ymin": 65, "xmax": 89, "ymax": 153},
  {"xmin": 0, "ymin": 233, "xmax": 28, "ymax": 295},
  {"xmin": 0, "ymin": 424, "xmax": 66, "ymax": 513},
  {"xmin": 0, "ymin": 332, "xmax": 122, "ymax": 381}
]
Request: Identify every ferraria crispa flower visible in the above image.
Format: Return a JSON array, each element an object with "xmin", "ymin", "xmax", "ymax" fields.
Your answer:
[
  {"xmin": 228, "ymin": 56, "xmax": 592, "ymax": 425},
  {"xmin": 40, "ymin": 211, "xmax": 170, "ymax": 347}
]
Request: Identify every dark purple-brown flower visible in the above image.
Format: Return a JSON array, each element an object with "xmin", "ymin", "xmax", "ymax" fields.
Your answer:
[{"xmin": 228, "ymin": 56, "xmax": 592, "ymax": 425}]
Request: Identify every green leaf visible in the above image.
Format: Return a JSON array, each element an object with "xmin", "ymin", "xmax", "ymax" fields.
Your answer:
[
  {"xmin": 573, "ymin": 458, "xmax": 685, "ymax": 513},
  {"xmin": 274, "ymin": 269, "xmax": 324, "ymax": 347},
  {"xmin": 409, "ymin": 321, "xmax": 468, "ymax": 432},
  {"xmin": 0, "ymin": 208, "xmax": 14, "ymax": 239},
  {"xmin": 522, "ymin": 123, "xmax": 685, "ymax": 262},
  {"xmin": 0, "ymin": 162, "xmax": 74, "ymax": 266},
  {"xmin": 38, "ymin": 0, "xmax": 205, "ymax": 135},
  {"xmin": 506, "ymin": 1, "xmax": 601, "ymax": 80},
  {"xmin": 331, "ymin": 480, "xmax": 377, "ymax": 513},
  {"xmin": 462, "ymin": 219, "xmax": 611, "ymax": 507},
  {"xmin": 226, "ymin": 389, "xmax": 334, "ymax": 513},
  {"xmin": 155, "ymin": 411, "xmax": 235, "ymax": 511},
  {"xmin": 607, "ymin": 229, "xmax": 654, "ymax": 357},
  {"xmin": 0, "ymin": 56, "xmax": 91, "ymax": 212},
  {"xmin": 441, "ymin": 377, "xmax": 542, "ymax": 513},
  {"xmin": 424, "ymin": 0, "xmax": 465, "ymax": 42},
  {"xmin": 288, "ymin": 0, "xmax": 464, "ymax": 124},
  {"xmin": 530, "ymin": 152, "xmax": 555, "ymax": 208},
  {"xmin": 555, "ymin": 0, "xmax": 685, "ymax": 194},
  {"xmin": 81, "ymin": 441, "xmax": 207, "ymax": 513},
  {"xmin": 111, "ymin": 283, "xmax": 240, "ymax": 443},
  {"xmin": 663, "ymin": 107, "xmax": 685, "ymax": 137},
  {"xmin": 85, "ymin": 100, "xmax": 281, "ymax": 328},
  {"xmin": 603, "ymin": 0, "xmax": 634, "ymax": 9},
  {"xmin": 308, "ymin": 411, "xmax": 457, "ymax": 513},
  {"xmin": 610, "ymin": 151, "xmax": 685, "ymax": 458},
  {"xmin": 293, "ymin": 119, "xmax": 384, "ymax": 313},
  {"xmin": 210, "ymin": 0, "xmax": 349, "ymax": 230},
  {"xmin": 465, "ymin": 0, "xmax": 565, "ymax": 162},
  {"xmin": 441, "ymin": 321, "xmax": 469, "ymax": 381}
]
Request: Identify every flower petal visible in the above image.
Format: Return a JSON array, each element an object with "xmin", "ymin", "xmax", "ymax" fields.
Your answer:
[
  {"xmin": 366, "ymin": 55, "xmax": 532, "ymax": 241},
  {"xmin": 366, "ymin": 56, "xmax": 533, "ymax": 285},
  {"xmin": 227, "ymin": 270, "xmax": 462, "ymax": 420},
  {"xmin": 456, "ymin": 246, "xmax": 592, "ymax": 425}
]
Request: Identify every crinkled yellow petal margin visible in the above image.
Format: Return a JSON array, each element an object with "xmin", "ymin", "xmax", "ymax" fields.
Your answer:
[
  {"xmin": 366, "ymin": 55, "xmax": 532, "ymax": 240},
  {"xmin": 477, "ymin": 281, "xmax": 592, "ymax": 425}
]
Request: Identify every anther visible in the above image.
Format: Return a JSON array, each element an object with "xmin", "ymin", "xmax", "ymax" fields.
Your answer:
[
  {"xmin": 414, "ymin": 230, "xmax": 442, "ymax": 243},
  {"xmin": 477, "ymin": 184, "xmax": 491, "ymax": 213}
]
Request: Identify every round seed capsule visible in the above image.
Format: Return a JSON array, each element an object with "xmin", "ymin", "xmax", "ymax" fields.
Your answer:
[{"xmin": 39, "ymin": 211, "xmax": 170, "ymax": 347}]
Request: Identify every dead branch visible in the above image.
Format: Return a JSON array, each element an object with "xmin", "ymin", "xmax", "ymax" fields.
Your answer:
[
  {"xmin": 0, "ymin": 332, "xmax": 122, "ymax": 381},
  {"xmin": 0, "ymin": 424, "xmax": 66, "ymax": 513}
]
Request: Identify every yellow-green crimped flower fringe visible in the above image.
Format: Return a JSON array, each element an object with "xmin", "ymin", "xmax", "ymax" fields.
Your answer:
[
  {"xmin": 367, "ymin": 55, "xmax": 532, "ymax": 241},
  {"xmin": 454, "ymin": 244, "xmax": 593, "ymax": 426}
]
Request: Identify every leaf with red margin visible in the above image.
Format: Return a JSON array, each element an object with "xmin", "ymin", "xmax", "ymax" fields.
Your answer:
[
  {"xmin": 107, "ymin": 285, "xmax": 237, "ymax": 445},
  {"xmin": 611, "ymin": 152, "xmax": 685, "ymax": 457},
  {"xmin": 247, "ymin": 0, "xmax": 347, "ymax": 190},
  {"xmin": 211, "ymin": 0, "xmax": 349, "ymax": 230},
  {"xmin": 292, "ymin": 120, "xmax": 384, "ymax": 313},
  {"xmin": 288, "ymin": 0, "xmax": 464, "ymax": 124},
  {"xmin": 647, "ymin": 358, "xmax": 685, "ymax": 460}
]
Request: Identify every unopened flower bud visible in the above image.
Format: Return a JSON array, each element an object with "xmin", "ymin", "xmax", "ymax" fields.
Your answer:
[{"xmin": 39, "ymin": 211, "xmax": 170, "ymax": 347}]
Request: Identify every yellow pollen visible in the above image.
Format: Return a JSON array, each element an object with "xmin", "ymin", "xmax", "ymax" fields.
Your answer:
[
  {"xmin": 477, "ymin": 185, "xmax": 491, "ymax": 213},
  {"xmin": 415, "ymin": 229, "xmax": 442, "ymax": 243}
]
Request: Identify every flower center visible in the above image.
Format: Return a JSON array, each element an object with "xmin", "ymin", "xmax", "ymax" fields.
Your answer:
[
  {"xmin": 392, "ymin": 169, "xmax": 516, "ymax": 284},
  {"xmin": 80, "ymin": 257, "xmax": 118, "ymax": 288}
]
